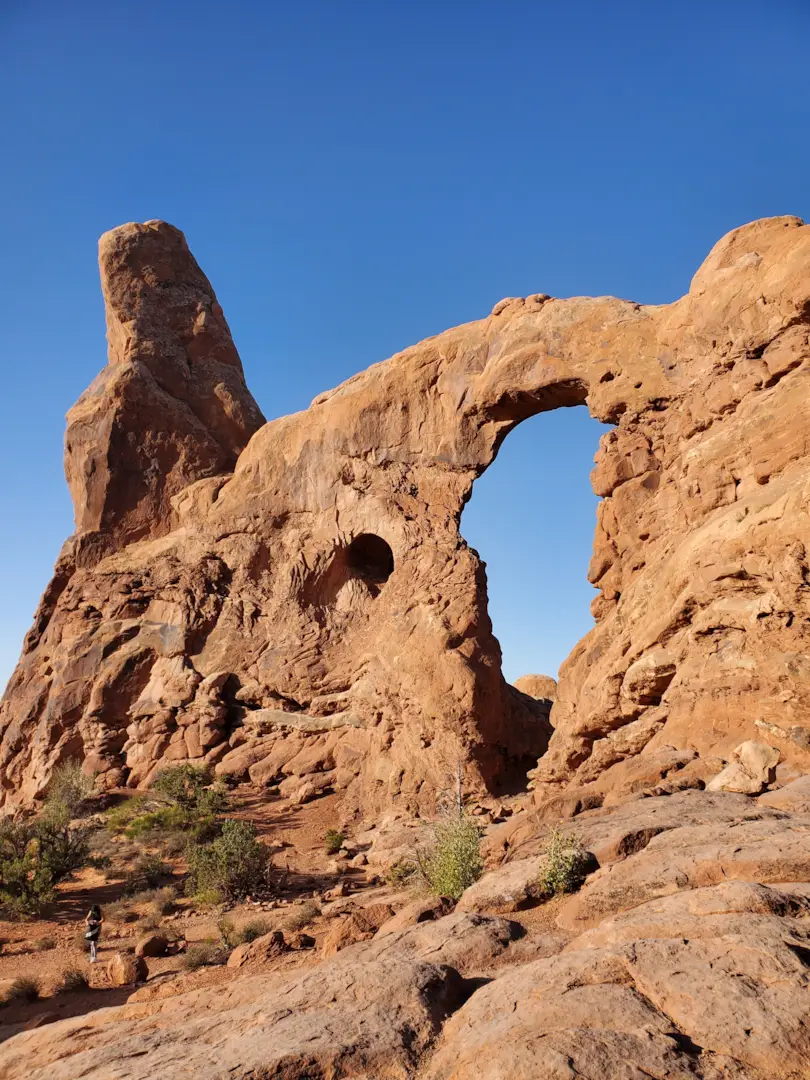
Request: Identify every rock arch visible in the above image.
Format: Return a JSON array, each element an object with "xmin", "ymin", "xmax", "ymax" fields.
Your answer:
[{"xmin": 1, "ymin": 215, "xmax": 809, "ymax": 812}]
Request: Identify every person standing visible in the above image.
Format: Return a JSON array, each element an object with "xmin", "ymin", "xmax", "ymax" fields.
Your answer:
[{"xmin": 84, "ymin": 904, "xmax": 103, "ymax": 963}]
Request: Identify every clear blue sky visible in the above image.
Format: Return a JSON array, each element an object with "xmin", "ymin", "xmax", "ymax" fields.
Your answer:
[{"xmin": 1, "ymin": 0, "xmax": 808, "ymax": 691}]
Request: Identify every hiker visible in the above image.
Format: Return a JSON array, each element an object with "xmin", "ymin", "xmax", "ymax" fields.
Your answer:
[{"xmin": 84, "ymin": 904, "xmax": 103, "ymax": 963}]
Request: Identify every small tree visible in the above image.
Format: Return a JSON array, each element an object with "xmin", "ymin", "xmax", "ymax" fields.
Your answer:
[
  {"xmin": 417, "ymin": 814, "xmax": 483, "ymax": 900},
  {"xmin": 0, "ymin": 807, "xmax": 90, "ymax": 917},
  {"xmin": 186, "ymin": 820, "xmax": 270, "ymax": 901}
]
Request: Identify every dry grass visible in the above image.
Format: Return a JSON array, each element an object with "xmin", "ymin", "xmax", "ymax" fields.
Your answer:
[
  {"xmin": 56, "ymin": 966, "xmax": 90, "ymax": 993},
  {"xmin": 283, "ymin": 900, "xmax": 320, "ymax": 932},
  {"xmin": 1, "ymin": 975, "xmax": 41, "ymax": 1005}
]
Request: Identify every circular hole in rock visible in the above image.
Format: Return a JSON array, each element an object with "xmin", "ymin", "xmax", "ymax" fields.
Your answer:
[{"xmin": 346, "ymin": 533, "xmax": 394, "ymax": 584}]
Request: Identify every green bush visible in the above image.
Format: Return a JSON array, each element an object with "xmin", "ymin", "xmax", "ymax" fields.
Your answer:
[
  {"xmin": 0, "ymin": 806, "xmax": 91, "ymax": 917},
  {"xmin": 323, "ymin": 829, "xmax": 345, "ymax": 855},
  {"xmin": 417, "ymin": 814, "xmax": 483, "ymax": 900},
  {"xmin": 123, "ymin": 853, "xmax": 170, "ymax": 895},
  {"xmin": 56, "ymin": 966, "xmax": 89, "ymax": 993},
  {"xmin": 153, "ymin": 764, "xmax": 228, "ymax": 816},
  {"xmin": 238, "ymin": 918, "xmax": 271, "ymax": 944},
  {"xmin": 1, "ymin": 975, "xmax": 41, "ymax": 1004},
  {"xmin": 384, "ymin": 859, "xmax": 417, "ymax": 887},
  {"xmin": 537, "ymin": 827, "xmax": 590, "ymax": 897},
  {"xmin": 186, "ymin": 820, "xmax": 270, "ymax": 901},
  {"xmin": 108, "ymin": 767, "xmax": 228, "ymax": 851},
  {"xmin": 183, "ymin": 942, "xmax": 226, "ymax": 970},
  {"xmin": 104, "ymin": 797, "xmax": 149, "ymax": 833}
]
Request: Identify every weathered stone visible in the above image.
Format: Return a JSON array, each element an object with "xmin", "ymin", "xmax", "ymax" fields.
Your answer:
[
  {"xmin": 734, "ymin": 738, "xmax": 780, "ymax": 783},
  {"xmin": 513, "ymin": 674, "xmax": 557, "ymax": 701},
  {"xmin": 0, "ymin": 914, "xmax": 516, "ymax": 1080},
  {"xmin": 424, "ymin": 899, "xmax": 810, "ymax": 1080},
  {"xmin": 706, "ymin": 760, "xmax": 765, "ymax": 794},
  {"xmin": 226, "ymin": 930, "xmax": 287, "ymax": 968},
  {"xmin": 107, "ymin": 952, "xmax": 148, "ymax": 986},
  {"xmin": 375, "ymin": 896, "xmax": 456, "ymax": 937},
  {"xmin": 321, "ymin": 902, "xmax": 394, "ymax": 956},
  {"xmin": 134, "ymin": 934, "xmax": 169, "ymax": 958},
  {"xmin": 557, "ymin": 815, "xmax": 810, "ymax": 929},
  {"xmin": 456, "ymin": 858, "xmax": 548, "ymax": 914},
  {"xmin": 2, "ymin": 215, "xmax": 810, "ymax": 810},
  {"xmin": 758, "ymin": 772, "xmax": 810, "ymax": 812}
]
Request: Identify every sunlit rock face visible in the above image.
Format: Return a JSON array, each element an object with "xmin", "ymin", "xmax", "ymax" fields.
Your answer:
[{"xmin": 1, "ymin": 215, "xmax": 808, "ymax": 812}]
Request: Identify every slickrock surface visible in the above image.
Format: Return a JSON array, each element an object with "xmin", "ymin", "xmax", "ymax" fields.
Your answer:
[
  {"xmin": 1, "ymin": 215, "xmax": 809, "ymax": 815},
  {"xmin": 4, "ymin": 791, "xmax": 810, "ymax": 1079}
]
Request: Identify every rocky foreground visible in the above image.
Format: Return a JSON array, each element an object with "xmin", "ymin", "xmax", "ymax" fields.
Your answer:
[{"xmin": 2, "ymin": 778, "xmax": 810, "ymax": 1079}]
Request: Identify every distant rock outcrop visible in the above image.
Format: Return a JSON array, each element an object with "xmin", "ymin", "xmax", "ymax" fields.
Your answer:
[{"xmin": 1, "ymin": 216, "xmax": 809, "ymax": 810}]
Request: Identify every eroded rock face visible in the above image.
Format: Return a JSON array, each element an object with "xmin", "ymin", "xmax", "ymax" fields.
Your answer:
[{"xmin": 1, "ymin": 215, "xmax": 809, "ymax": 809}]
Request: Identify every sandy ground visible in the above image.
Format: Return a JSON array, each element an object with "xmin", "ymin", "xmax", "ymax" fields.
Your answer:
[{"xmin": 0, "ymin": 784, "xmax": 527, "ymax": 1040}]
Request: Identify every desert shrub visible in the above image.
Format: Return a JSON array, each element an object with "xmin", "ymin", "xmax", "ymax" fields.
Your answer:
[
  {"xmin": 0, "ymin": 807, "xmax": 91, "ymax": 917},
  {"xmin": 1, "ymin": 975, "xmax": 41, "ymax": 1004},
  {"xmin": 36, "ymin": 936, "xmax": 57, "ymax": 951},
  {"xmin": 384, "ymin": 859, "xmax": 417, "ymax": 887},
  {"xmin": 152, "ymin": 764, "xmax": 228, "ymax": 820},
  {"xmin": 323, "ymin": 829, "xmax": 345, "ymax": 856},
  {"xmin": 416, "ymin": 814, "xmax": 483, "ymax": 900},
  {"xmin": 109, "ymin": 767, "xmax": 228, "ymax": 853},
  {"xmin": 191, "ymin": 887, "xmax": 224, "ymax": 908},
  {"xmin": 183, "ymin": 942, "xmax": 226, "ymax": 970},
  {"xmin": 45, "ymin": 762, "xmax": 96, "ymax": 816},
  {"xmin": 104, "ymin": 797, "xmax": 149, "ymax": 833},
  {"xmin": 537, "ymin": 828, "xmax": 590, "ymax": 897},
  {"xmin": 283, "ymin": 900, "xmax": 320, "ymax": 932},
  {"xmin": 216, "ymin": 916, "xmax": 239, "ymax": 949},
  {"xmin": 139, "ymin": 912, "xmax": 162, "ymax": 931},
  {"xmin": 123, "ymin": 853, "xmax": 170, "ymax": 895},
  {"xmin": 106, "ymin": 899, "xmax": 135, "ymax": 924},
  {"xmin": 56, "ymin": 966, "xmax": 89, "ymax": 993},
  {"xmin": 238, "ymin": 918, "xmax": 271, "ymax": 944},
  {"xmin": 186, "ymin": 820, "xmax": 270, "ymax": 901},
  {"xmin": 133, "ymin": 885, "xmax": 177, "ymax": 916}
]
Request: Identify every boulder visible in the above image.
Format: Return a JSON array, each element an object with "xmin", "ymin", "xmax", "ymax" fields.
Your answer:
[
  {"xmin": 375, "ymin": 896, "xmax": 455, "ymax": 937},
  {"xmin": 706, "ymin": 761, "xmax": 765, "ymax": 794},
  {"xmin": 456, "ymin": 859, "xmax": 547, "ymax": 914},
  {"xmin": 734, "ymin": 738, "xmax": 780, "ymax": 783},
  {"xmin": 424, "ymin": 905, "xmax": 810, "ymax": 1080},
  {"xmin": 135, "ymin": 934, "xmax": 169, "ymax": 958},
  {"xmin": 513, "ymin": 674, "xmax": 557, "ymax": 701},
  {"xmin": 226, "ymin": 930, "xmax": 287, "ymax": 969},
  {"xmin": 107, "ymin": 952, "xmax": 148, "ymax": 986},
  {"xmin": 321, "ymin": 903, "xmax": 395, "ymax": 956}
]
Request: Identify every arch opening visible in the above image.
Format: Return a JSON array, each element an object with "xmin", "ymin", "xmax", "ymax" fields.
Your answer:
[
  {"xmin": 461, "ymin": 405, "xmax": 611, "ymax": 692},
  {"xmin": 346, "ymin": 533, "xmax": 394, "ymax": 584}
]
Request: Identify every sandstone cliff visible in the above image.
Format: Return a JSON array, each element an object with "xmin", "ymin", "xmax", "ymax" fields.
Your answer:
[{"xmin": 1, "ymin": 215, "xmax": 808, "ymax": 810}]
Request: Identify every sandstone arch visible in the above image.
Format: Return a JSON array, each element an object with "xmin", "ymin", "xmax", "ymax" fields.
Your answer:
[{"xmin": 1, "ymin": 215, "xmax": 809, "ymax": 811}]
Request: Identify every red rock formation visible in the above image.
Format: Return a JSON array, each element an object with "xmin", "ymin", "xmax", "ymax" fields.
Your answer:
[{"xmin": 1, "ymin": 215, "xmax": 809, "ymax": 811}]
